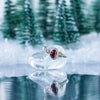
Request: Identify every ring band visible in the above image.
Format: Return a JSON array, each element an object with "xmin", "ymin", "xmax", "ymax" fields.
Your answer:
[{"xmin": 44, "ymin": 46, "xmax": 67, "ymax": 59}]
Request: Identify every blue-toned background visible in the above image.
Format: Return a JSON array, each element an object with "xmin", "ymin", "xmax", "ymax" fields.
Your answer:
[{"xmin": 0, "ymin": 0, "xmax": 100, "ymax": 100}]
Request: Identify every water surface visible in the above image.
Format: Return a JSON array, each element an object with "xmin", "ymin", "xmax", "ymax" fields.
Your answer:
[{"xmin": 0, "ymin": 74, "xmax": 100, "ymax": 100}]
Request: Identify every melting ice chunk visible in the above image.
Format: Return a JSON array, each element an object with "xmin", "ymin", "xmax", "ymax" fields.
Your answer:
[{"xmin": 29, "ymin": 45, "xmax": 67, "ymax": 70}]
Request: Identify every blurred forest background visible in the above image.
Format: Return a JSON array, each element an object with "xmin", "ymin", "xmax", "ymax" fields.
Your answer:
[{"xmin": 0, "ymin": 0, "xmax": 100, "ymax": 47}]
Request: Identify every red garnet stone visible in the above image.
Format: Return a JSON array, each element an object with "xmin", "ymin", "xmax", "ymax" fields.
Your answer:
[
  {"xmin": 51, "ymin": 83, "xmax": 58, "ymax": 95},
  {"xmin": 50, "ymin": 50, "xmax": 57, "ymax": 58}
]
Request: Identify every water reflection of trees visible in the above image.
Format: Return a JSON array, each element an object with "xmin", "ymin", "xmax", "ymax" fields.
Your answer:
[{"xmin": 0, "ymin": 75, "xmax": 100, "ymax": 100}]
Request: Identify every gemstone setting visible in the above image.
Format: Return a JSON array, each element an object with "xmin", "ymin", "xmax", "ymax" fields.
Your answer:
[
  {"xmin": 51, "ymin": 83, "xmax": 58, "ymax": 95},
  {"xmin": 50, "ymin": 49, "xmax": 57, "ymax": 59}
]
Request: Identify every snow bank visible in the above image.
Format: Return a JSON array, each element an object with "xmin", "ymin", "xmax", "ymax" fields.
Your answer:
[
  {"xmin": 67, "ymin": 32, "xmax": 100, "ymax": 63},
  {"xmin": 0, "ymin": 39, "xmax": 35, "ymax": 66}
]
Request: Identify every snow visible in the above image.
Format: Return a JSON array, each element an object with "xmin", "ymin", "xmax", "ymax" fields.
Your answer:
[
  {"xmin": 0, "ymin": 32, "xmax": 100, "ymax": 77},
  {"xmin": 0, "ymin": 39, "xmax": 34, "ymax": 66},
  {"xmin": 67, "ymin": 32, "xmax": 100, "ymax": 63}
]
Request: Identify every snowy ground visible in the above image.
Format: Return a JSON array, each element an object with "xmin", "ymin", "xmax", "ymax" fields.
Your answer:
[
  {"xmin": 67, "ymin": 32, "xmax": 100, "ymax": 63},
  {"xmin": 0, "ymin": 32, "xmax": 100, "ymax": 77}
]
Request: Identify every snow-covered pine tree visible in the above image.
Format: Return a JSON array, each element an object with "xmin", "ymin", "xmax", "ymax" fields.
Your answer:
[
  {"xmin": 1, "ymin": 0, "xmax": 16, "ymax": 39},
  {"xmin": 17, "ymin": 0, "xmax": 35, "ymax": 45},
  {"xmin": 55, "ymin": 0, "xmax": 59, "ymax": 10},
  {"xmin": 33, "ymin": 25, "xmax": 45, "ymax": 45},
  {"xmin": 37, "ymin": 0, "xmax": 47, "ymax": 38},
  {"xmin": 24, "ymin": 0, "xmax": 45, "ymax": 45},
  {"xmin": 15, "ymin": 0, "xmax": 25, "ymax": 29},
  {"xmin": 53, "ymin": 0, "xmax": 79, "ymax": 43},
  {"xmin": 37, "ymin": 0, "xmax": 55, "ymax": 38},
  {"xmin": 17, "ymin": 0, "xmax": 44, "ymax": 45},
  {"xmin": 93, "ymin": 0, "xmax": 100, "ymax": 33},
  {"xmin": 53, "ymin": 0, "xmax": 66, "ymax": 43},
  {"xmin": 70, "ymin": 0, "xmax": 90, "ymax": 35},
  {"xmin": 47, "ymin": 1, "xmax": 55, "ymax": 38},
  {"xmin": 65, "ymin": 1, "xmax": 79, "ymax": 43}
]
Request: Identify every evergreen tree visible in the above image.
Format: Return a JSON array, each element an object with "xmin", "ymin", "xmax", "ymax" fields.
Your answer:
[
  {"xmin": 53, "ymin": 0, "xmax": 66, "ymax": 43},
  {"xmin": 33, "ymin": 25, "xmax": 45, "ymax": 45},
  {"xmin": 17, "ymin": 0, "xmax": 35, "ymax": 45},
  {"xmin": 65, "ymin": 1, "xmax": 79, "ymax": 43},
  {"xmin": 86, "ymin": 8, "xmax": 94, "ymax": 33},
  {"xmin": 47, "ymin": 1, "xmax": 55, "ymax": 38},
  {"xmin": 70, "ymin": 0, "xmax": 90, "ymax": 35},
  {"xmin": 55, "ymin": 0, "xmax": 59, "ymax": 10},
  {"xmin": 17, "ymin": 0, "xmax": 44, "ymax": 45},
  {"xmin": 14, "ymin": 0, "xmax": 25, "ymax": 29},
  {"xmin": 93, "ymin": 0, "xmax": 100, "ymax": 33},
  {"xmin": 28, "ymin": 25, "xmax": 45, "ymax": 45},
  {"xmin": 1, "ymin": 0, "xmax": 16, "ymax": 39},
  {"xmin": 37, "ymin": 0, "xmax": 55, "ymax": 38},
  {"xmin": 53, "ymin": 0, "xmax": 79, "ymax": 43}
]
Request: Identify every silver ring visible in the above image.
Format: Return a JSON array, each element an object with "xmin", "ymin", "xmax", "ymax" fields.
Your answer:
[{"xmin": 44, "ymin": 46, "xmax": 67, "ymax": 59}]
